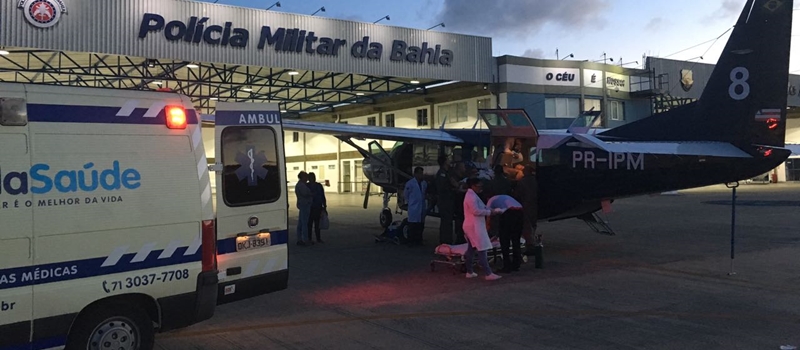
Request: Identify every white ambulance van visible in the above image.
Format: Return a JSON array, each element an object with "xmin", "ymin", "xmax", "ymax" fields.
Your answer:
[{"xmin": 0, "ymin": 84, "xmax": 288, "ymax": 350}]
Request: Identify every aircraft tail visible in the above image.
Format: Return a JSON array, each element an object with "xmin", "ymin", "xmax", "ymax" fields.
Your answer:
[{"xmin": 601, "ymin": 0, "xmax": 793, "ymax": 147}]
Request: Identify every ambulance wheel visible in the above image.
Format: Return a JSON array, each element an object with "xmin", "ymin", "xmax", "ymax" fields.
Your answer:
[
  {"xmin": 67, "ymin": 302, "xmax": 154, "ymax": 350},
  {"xmin": 379, "ymin": 209, "xmax": 392, "ymax": 228}
]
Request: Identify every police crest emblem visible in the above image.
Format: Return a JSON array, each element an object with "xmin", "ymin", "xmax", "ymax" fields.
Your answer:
[{"xmin": 680, "ymin": 69, "xmax": 694, "ymax": 92}]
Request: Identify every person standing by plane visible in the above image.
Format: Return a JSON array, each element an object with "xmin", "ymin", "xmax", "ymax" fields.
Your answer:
[
  {"xmin": 436, "ymin": 155, "xmax": 459, "ymax": 244},
  {"xmin": 451, "ymin": 162, "xmax": 468, "ymax": 244},
  {"xmin": 463, "ymin": 177, "xmax": 503, "ymax": 281},
  {"xmin": 487, "ymin": 194, "xmax": 524, "ymax": 273},
  {"xmin": 514, "ymin": 166, "xmax": 538, "ymax": 254},
  {"xmin": 307, "ymin": 172, "xmax": 327, "ymax": 244},
  {"xmin": 486, "ymin": 164, "xmax": 513, "ymax": 238},
  {"xmin": 404, "ymin": 167, "xmax": 428, "ymax": 246},
  {"xmin": 295, "ymin": 171, "xmax": 313, "ymax": 246}
]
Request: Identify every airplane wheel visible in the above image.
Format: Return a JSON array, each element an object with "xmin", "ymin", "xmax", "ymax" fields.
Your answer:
[{"xmin": 379, "ymin": 209, "xmax": 392, "ymax": 228}]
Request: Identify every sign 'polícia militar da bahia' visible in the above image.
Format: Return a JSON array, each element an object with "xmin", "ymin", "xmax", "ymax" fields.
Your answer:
[{"xmin": 138, "ymin": 13, "xmax": 455, "ymax": 66}]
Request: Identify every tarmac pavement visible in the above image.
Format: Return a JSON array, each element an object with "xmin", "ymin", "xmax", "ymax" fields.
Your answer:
[{"xmin": 156, "ymin": 183, "xmax": 800, "ymax": 349}]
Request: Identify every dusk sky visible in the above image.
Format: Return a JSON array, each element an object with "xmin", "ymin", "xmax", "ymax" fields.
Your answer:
[{"xmin": 204, "ymin": 0, "xmax": 800, "ymax": 72}]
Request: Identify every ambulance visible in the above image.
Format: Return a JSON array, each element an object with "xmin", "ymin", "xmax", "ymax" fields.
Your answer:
[{"xmin": 0, "ymin": 83, "xmax": 289, "ymax": 350}]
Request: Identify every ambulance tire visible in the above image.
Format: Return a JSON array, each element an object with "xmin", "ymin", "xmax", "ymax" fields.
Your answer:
[{"xmin": 67, "ymin": 302, "xmax": 154, "ymax": 350}]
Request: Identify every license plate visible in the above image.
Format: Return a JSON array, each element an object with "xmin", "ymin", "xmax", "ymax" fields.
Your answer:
[{"xmin": 236, "ymin": 233, "xmax": 271, "ymax": 252}]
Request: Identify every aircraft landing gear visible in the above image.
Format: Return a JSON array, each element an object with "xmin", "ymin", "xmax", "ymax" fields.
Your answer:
[{"xmin": 379, "ymin": 208, "xmax": 393, "ymax": 228}]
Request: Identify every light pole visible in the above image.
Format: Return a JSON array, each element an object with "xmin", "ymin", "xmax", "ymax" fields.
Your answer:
[
  {"xmin": 426, "ymin": 22, "xmax": 445, "ymax": 30},
  {"xmin": 374, "ymin": 15, "xmax": 390, "ymax": 24},
  {"xmin": 266, "ymin": 1, "xmax": 281, "ymax": 10},
  {"xmin": 311, "ymin": 6, "xmax": 325, "ymax": 16}
]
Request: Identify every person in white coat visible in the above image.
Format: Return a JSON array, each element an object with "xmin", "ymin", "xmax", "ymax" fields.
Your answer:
[
  {"xmin": 462, "ymin": 177, "xmax": 503, "ymax": 281},
  {"xmin": 404, "ymin": 167, "xmax": 428, "ymax": 246}
]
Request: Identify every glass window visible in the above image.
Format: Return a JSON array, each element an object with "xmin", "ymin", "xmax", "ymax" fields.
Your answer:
[
  {"xmin": 385, "ymin": 114, "xmax": 395, "ymax": 127},
  {"xmin": 292, "ymin": 132, "xmax": 299, "ymax": 142},
  {"xmin": 477, "ymin": 98, "xmax": 492, "ymax": 109},
  {"xmin": 482, "ymin": 112, "xmax": 506, "ymax": 127},
  {"xmin": 221, "ymin": 127, "xmax": 282, "ymax": 207},
  {"xmin": 584, "ymin": 98, "xmax": 602, "ymax": 112},
  {"xmin": 545, "ymin": 98, "xmax": 580, "ymax": 118},
  {"xmin": 417, "ymin": 109, "xmax": 428, "ymax": 127},
  {"xmin": 438, "ymin": 102, "xmax": 468, "ymax": 124},
  {"xmin": 609, "ymin": 100, "xmax": 625, "ymax": 121},
  {"xmin": 367, "ymin": 116, "xmax": 377, "ymax": 126}
]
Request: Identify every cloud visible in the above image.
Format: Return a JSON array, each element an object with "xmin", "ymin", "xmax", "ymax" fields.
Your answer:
[
  {"xmin": 645, "ymin": 17, "xmax": 664, "ymax": 32},
  {"xmin": 719, "ymin": 0, "xmax": 744, "ymax": 17},
  {"xmin": 434, "ymin": 0, "xmax": 610, "ymax": 38},
  {"xmin": 522, "ymin": 49, "xmax": 544, "ymax": 58},
  {"xmin": 705, "ymin": 0, "xmax": 746, "ymax": 22}
]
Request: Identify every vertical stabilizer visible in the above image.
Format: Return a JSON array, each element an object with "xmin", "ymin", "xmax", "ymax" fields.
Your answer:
[{"xmin": 600, "ymin": 0, "xmax": 793, "ymax": 147}]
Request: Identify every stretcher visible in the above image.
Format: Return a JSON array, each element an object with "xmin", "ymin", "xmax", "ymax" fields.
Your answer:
[{"xmin": 430, "ymin": 237, "xmax": 527, "ymax": 274}]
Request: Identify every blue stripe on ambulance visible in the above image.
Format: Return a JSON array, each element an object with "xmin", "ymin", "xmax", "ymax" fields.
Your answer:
[
  {"xmin": 0, "ymin": 231, "xmax": 291, "ymax": 289},
  {"xmin": 0, "ymin": 247, "xmax": 200, "ymax": 290},
  {"xmin": 0, "ymin": 336, "xmax": 67, "ymax": 350},
  {"xmin": 26, "ymin": 104, "xmax": 199, "ymax": 125},
  {"xmin": 0, "ymin": 336, "xmax": 68, "ymax": 350}
]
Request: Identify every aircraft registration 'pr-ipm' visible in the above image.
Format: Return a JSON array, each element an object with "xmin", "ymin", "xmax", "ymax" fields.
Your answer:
[{"xmin": 283, "ymin": 0, "xmax": 794, "ymax": 234}]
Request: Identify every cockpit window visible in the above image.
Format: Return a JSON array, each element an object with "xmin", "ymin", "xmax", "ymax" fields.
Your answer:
[{"xmin": 482, "ymin": 113, "xmax": 507, "ymax": 127}]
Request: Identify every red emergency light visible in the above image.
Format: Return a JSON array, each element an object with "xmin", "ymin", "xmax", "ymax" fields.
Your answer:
[{"xmin": 166, "ymin": 106, "xmax": 187, "ymax": 129}]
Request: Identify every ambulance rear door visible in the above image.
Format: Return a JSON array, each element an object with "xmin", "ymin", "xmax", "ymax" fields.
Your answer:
[{"xmin": 213, "ymin": 102, "xmax": 288, "ymax": 304}]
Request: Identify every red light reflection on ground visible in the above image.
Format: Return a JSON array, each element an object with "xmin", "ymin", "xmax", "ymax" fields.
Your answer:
[{"xmin": 304, "ymin": 271, "xmax": 453, "ymax": 307}]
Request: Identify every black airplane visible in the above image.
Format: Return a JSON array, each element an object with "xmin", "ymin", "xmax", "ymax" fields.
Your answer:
[{"xmin": 284, "ymin": 0, "xmax": 794, "ymax": 234}]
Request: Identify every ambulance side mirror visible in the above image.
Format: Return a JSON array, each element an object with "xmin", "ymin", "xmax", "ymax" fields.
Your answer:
[{"xmin": 0, "ymin": 98, "xmax": 27, "ymax": 126}]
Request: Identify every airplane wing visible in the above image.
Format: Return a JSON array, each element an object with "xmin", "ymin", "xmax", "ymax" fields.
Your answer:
[{"xmin": 282, "ymin": 119, "xmax": 465, "ymax": 144}]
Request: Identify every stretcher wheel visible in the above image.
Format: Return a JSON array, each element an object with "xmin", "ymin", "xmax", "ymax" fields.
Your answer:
[{"xmin": 380, "ymin": 209, "xmax": 392, "ymax": 228}]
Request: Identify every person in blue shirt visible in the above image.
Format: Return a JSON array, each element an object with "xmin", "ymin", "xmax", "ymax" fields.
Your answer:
[
  {"xmin": 307, "ymin": 172, "xmax": 327, "ymax": 243},
  {"xmin": 404, "ymin": 167, "xmax": 428, "ymax": 246}
]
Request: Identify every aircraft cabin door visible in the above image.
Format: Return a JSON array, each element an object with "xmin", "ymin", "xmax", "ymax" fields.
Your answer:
[
  {"xmin": 478, "ymin": 109, "xmax": 540, "ymax": 179},
  {"xmin": 366, "ymin": 141, "xmax": 392, "ymax": 185}
]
